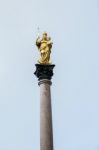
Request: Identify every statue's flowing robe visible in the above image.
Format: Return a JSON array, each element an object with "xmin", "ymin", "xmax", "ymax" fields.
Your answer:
[{"xmin": 37, "ymin": 40, "xmax": 51, "ymax": 64}]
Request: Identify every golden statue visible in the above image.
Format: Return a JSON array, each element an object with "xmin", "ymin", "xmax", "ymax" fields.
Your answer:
[{"xmin": 36, "ymin": 32, "xmax": 53, "ymax": 64}]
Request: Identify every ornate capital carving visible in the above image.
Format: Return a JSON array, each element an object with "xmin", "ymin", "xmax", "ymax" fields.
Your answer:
[{"xmin": 34, "ymin": 64, "xmax": 55, "ymax": 81}]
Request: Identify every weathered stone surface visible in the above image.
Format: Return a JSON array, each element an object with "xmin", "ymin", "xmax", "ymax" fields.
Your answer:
[{"xmin": 39, "ymin": 80, "xmax": 53, "ymax": 150}]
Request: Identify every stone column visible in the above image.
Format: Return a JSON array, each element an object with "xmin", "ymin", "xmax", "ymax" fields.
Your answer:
[{"xmin": 34, "ymin": 64, "xmax": 55, "ymax": 150}]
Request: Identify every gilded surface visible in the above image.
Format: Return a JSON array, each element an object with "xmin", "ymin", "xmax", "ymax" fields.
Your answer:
[{"xmin": 36, "ymin": 32, "xmax": 53, "ymax": 64}]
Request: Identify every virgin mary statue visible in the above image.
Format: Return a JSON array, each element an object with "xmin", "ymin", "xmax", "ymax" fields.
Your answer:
[{"xmin": 36, "ymin": 32, "xmax": 53, "ymax": 64}]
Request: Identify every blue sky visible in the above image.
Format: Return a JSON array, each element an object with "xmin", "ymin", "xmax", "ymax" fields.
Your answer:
[{"xmin": 0, "ymin": 0, "xmax": 99, "ymax": 150}]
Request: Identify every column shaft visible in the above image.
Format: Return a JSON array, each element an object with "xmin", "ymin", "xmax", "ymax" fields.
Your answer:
[{"xmin": 39, "ymin": 80, "xmax": 53, "ymax": 150}]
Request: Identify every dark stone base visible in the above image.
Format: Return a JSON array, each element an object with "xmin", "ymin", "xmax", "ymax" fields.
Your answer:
[{"xmin": 34, "ymin": 64, "xmax": 55, "ymax": 81}]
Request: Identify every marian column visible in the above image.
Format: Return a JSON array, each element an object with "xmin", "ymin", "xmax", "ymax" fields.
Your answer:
[{"xmin": 34, "ymin": 32, "xmax": 55, "ymax": 150}]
